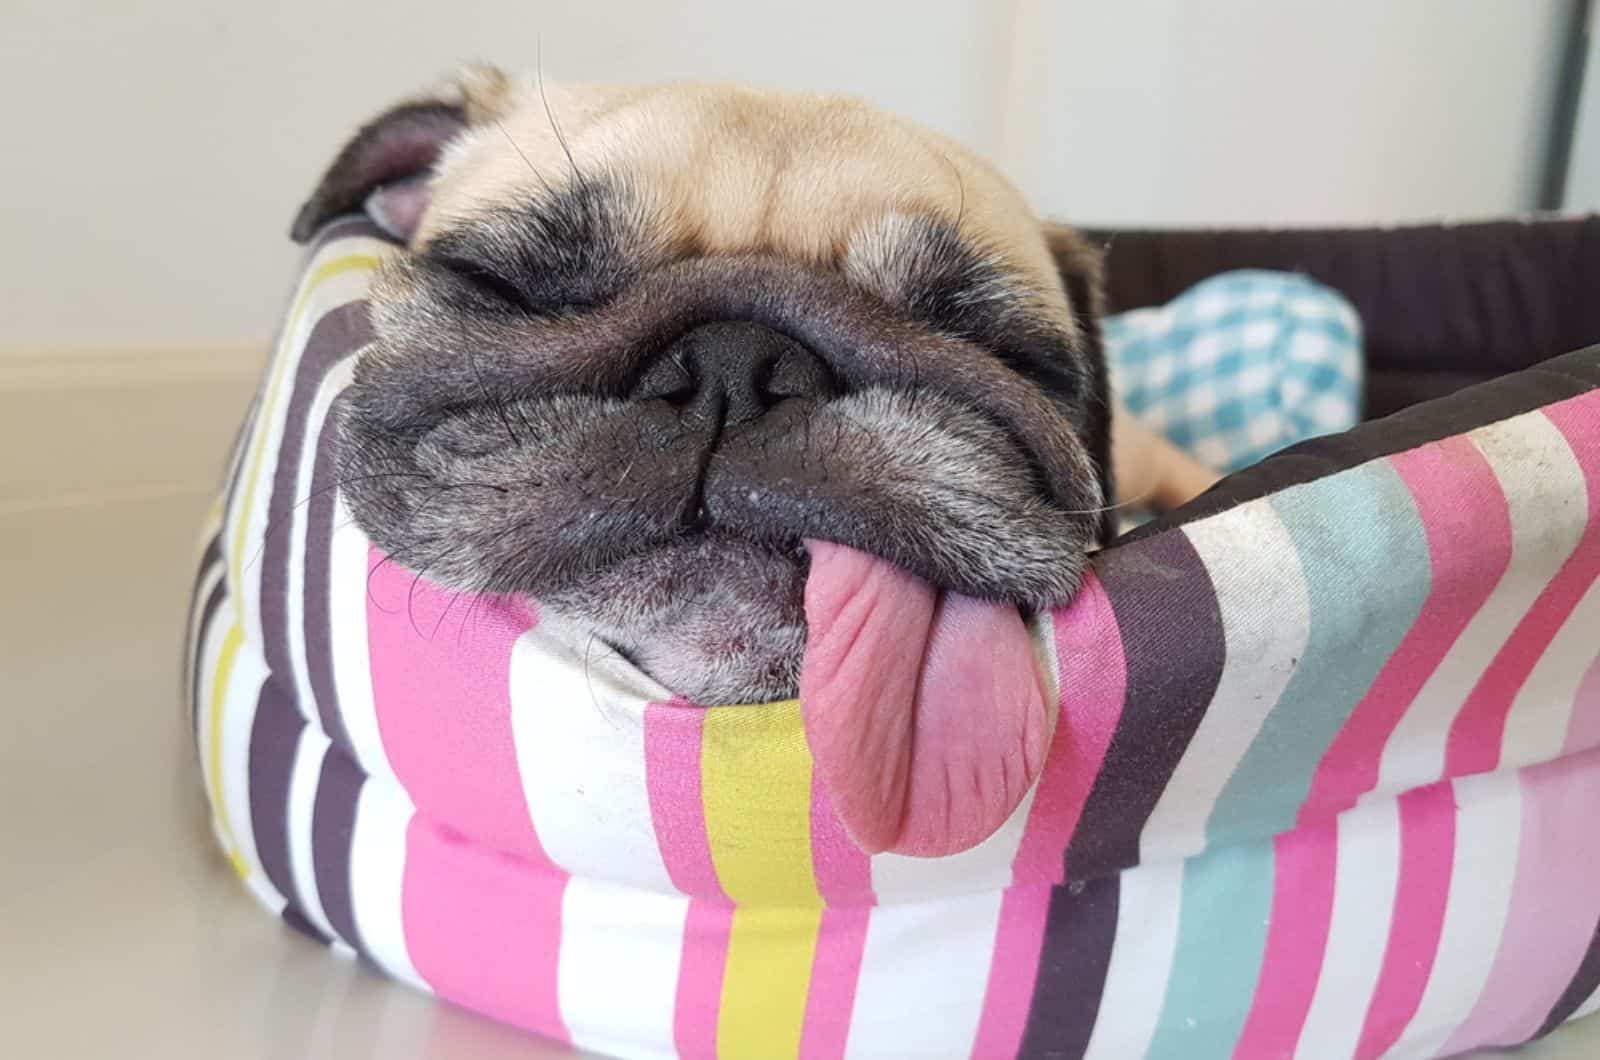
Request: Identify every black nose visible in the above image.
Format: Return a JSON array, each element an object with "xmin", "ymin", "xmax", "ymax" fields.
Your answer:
[{"xmin": 631, "ymin": 321, "xmax": 836, "ymax": 429}]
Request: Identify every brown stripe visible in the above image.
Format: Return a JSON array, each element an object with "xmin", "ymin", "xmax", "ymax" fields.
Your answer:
[
  {"xmin": 1534, "ymin": 910, "xmax": 1600, "ymax": 1040},
  {"xmin": 247, "ymin": 678, "xmax": 305, "ymax": 910},
  {"xmin": 257, "ymin": 302, "xmax": 372, "ymax": 720},
  {"xmin": 219, "ymin": 392, "xmax": 260, "ymax": 518},
  {"xmin": 213, "ymin": 220, "xmax": 378, "ymax": 516},
  {"xmin": 301, "ymin": 323, "xmax": 373, "ymax": 753},
  {"xmin": 282, "ymin": 904, "xmax": 333, "ymax": 947},
  {"xmin": 1017, "ymin": 875, "xmax": 1122, "ymax": 1058},
  {"xmin": 312, "ymin": 744, "xmax": 367, "ymax": 953},
  {"xmin": 1064, "ymin": 530, "xmax": 1225, "ymax": 880}
]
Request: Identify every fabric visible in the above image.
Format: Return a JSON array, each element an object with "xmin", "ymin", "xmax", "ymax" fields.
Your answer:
[
  {"xmin": 190, "ymin": 219, "xmax": 1600, "ymax": 1059},
  {"xmin": 1105, "ymin": 270, "xmax": 1363, "ymax": 474},
  {"xmin": 1086, "ymin": 216, "xmax": 1600, "ymax": 418}
]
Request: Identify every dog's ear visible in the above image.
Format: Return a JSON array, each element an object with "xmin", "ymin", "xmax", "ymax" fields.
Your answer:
[
  {"xmin": 1041, "ymin": 223, "xmax": 1116, "ymax": 542},
  {"xmin": 290, "ymin": 65, "xmax": 514, "ymax": 244}
]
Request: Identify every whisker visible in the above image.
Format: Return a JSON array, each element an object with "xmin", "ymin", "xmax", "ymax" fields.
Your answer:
[
  {"xmin": 536, "ymin": 39, "xmax": 583, "ymax": 187},
  {"xmin": 466, "ymin": 344, "xmax": 521, "ymax": 446},
  {"xmin": 942, "ymin": 150, "xmax": 967, "ymax": 231},
  {"xmin": 239, "ymin": 472, "xmax": 508, "ymax": 581},
  {"xmin": 492, "ymin": 115, "xmax": 556, "ymax": 199}
]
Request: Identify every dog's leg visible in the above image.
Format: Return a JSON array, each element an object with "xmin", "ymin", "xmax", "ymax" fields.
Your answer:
[{"xmin": 1111, "ymin": 401, "xmax": 1221, "ymax": 512}]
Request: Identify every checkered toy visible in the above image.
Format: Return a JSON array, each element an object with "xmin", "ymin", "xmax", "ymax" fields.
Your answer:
[{"xmin": 1105, "ymin": 270, "xmax": 1364, "ymax": 475}]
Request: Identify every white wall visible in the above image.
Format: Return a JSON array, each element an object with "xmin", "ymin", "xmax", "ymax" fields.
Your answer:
[
  {"xmin": 1009, "ymin": 0, "xmax": 1571, "ymax": 227},
  {"xmin": 0, "ymin": 0, "xmax": 1572, "ymax": 352}
]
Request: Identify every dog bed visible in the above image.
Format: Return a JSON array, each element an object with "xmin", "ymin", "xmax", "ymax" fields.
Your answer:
[{"xmin": 187, "ymin": 214, "xmax": 1600, "ymax": 1059}]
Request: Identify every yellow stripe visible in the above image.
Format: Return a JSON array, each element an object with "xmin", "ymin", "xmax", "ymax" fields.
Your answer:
[
  {"xmin": 206, "ymin": 622, "xmax": 251, "ymax": 880},
  {"xmin": 702, "ymin": 700, "xmax": 822, "ymax": 1058},
  {"xmin": 719, "ymin": 905, "xmax": 824, "ymax": 1059},
  {"xmin": 226, "ymin": 251, "xmax": 382, "ymax": 610}
]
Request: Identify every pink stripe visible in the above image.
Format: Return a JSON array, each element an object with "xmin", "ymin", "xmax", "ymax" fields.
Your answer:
[
  {"xmin": 643, "ymin": 701, "xmax": 726, "ymax": 899},
  {"xmin": 366, "ymin": 548, "xmax": 546, "ymax": 863},
  {"xmin": 402, "ymin": 815, "xmax": 569, "ymax": 1043},
  {"xmin": 1301, "ymin": 439, "xmax": 1510, "ymax": 823},
  {"xmin": 674, "ymin": 900, "xmax": 734, "ymax": 1060},
  {"xmin": 798, "ymin": 907, "xmax": 871, "ymax": 1060},
  {"xmin": 971, "ymin": 573, "xmax": 1128, "ymax": 1058},
  {"xmin": 1442, "ymin": 745, "xmax": 1600, "ymax": 1053},
  {"xmin": 1231, "ymin": 819, "xmax": 1338, "ymax": 1059},
  {"xmin": 1447, "ymin": 400, "xmax": 1600, "ymax": 778},
  {"xmin": 797, "ymin": 768, "xmax": 873, "ymax": 1059},
  {"xmin": 800, "ymin": 768, "xmax": 876, "ymax": 1056},
  {"xmin": 1013, "ymin": 572, "xmax": 1128, "ymax": 885},
  {"xmin": 969, "ymin": 884, "xmax": 1054, "ymax": 1060},
  {"xmin": 809, "ymin": 767, "xmax": 874, "ymax": 905},
  {"xmin": 1565, "ymin": 650, "xmax": 1600, "ymax": 754},
  {"xmin": 644, "ymin": 701, "xmax": 735, "ymax": 1056},
  {"xmin": 1353, "ymin": 781, "xmax": 1457, "ymax": 1060}
]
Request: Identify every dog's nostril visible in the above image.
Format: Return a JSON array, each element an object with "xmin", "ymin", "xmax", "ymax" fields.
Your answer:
[
  {"xmin": 632, "ymin": 351, "xmax": 698, "ymax": 406},
  {"xmin": 631, "ymin": 321, "xmax": 835, "ymax": 426}
]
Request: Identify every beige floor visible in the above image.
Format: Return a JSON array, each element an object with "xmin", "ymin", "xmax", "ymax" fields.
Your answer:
[{"xmin": 0, "ymin": 371, "xmax": 1594, "ymax": 1058}]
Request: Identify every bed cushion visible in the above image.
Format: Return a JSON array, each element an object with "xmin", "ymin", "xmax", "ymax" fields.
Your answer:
[{"xmin": 187, "ymin": 218, "xmax": 1600, "ymax": 1059}]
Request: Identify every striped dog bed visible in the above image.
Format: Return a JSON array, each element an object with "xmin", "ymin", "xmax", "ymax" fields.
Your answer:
[{"xmin": 187, "ymin": 216, "xmax": 1600, "ymax": 1059}]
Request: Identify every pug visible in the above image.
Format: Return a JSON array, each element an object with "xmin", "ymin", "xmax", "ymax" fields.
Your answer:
[{"xmin": 295, "ymin": 66, "xmax": 1217, "ymax": 857}]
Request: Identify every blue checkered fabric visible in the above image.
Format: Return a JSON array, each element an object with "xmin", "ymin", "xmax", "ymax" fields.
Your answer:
[{"xmin": 1104, "ymin": 270, "xmax": 1363, "ymax": 475}]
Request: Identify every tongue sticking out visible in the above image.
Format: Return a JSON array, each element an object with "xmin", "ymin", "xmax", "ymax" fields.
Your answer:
[{"xmin": 799, "ymin": 541, "xmax": 1050, "ymax": 857}]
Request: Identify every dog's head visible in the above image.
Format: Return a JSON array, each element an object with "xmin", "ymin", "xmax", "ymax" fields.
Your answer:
[{"xmin": 300, "ymin": 67, "xmax": 1112, "ymax": 856}]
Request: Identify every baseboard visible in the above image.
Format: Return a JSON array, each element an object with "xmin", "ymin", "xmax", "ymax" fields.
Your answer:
[
  {"xmin": 0, "ymin": 345, "xmax": 263, "ymax": 391},
  {"xmin": 0, "ymin": 347, "xmax": 262, "ymax": 511}
]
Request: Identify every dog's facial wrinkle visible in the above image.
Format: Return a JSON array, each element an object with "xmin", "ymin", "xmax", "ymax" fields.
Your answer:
[
  {"xmin": 844, "ymin": 212, "xmax": 1087, "ymax": 408},
  {"xmin": 418, "ymin": 174, "xmax": 654, "ymax": 318}
]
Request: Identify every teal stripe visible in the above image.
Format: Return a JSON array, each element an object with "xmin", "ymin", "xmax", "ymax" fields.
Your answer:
[
  {"xmin": 1207, "ymin": 459, "xmax": 1429, "ymax": 846},
  {"xmin": 1146, "ymin": 841, "xmax": 1276, "ymax": 1058},
  {"xmin": 1146, "ymin": 462, "xmax": 1428, "ymax": 1058}
]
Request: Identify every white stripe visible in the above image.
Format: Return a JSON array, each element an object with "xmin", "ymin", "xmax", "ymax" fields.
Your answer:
[
  {"xmin": 508, "ymin": 620, "xmax": 676, "ymax": 892},
  {"xmin": 1293, "ymin": 796, "xmax": 1402, "ymax": 1060},
  {"xmin": 1029, "ymin": 609, "xmax": 1062, "ymax": 721},
  {"xmin": 1388, "ymin": 771, "xmax": 1523, "ymax": 1058},
  {"xmin": 1082, "ymin": 859, "xmax": 1186, "ymax": 1060},
  {"xmin": 556, "ymin": 876, "xmax": 685, "ymax": 1060},
  {"xmin": 1501, "ymin": 578, "xmax": 1600, "ymax": 769},
  {"xmin": 1575, "ymin": 984, "xmax": 1600, "ymax": 1021},
  {"xmin": 189, "ymin": 564, "xmax": 227, "ymax": 743},
  {"xmin": 228, "ymin": 239, "xmax": 386, "ymax": 655},
  {"xmin": 844, "ymin": 890, "xmax": 1003, "ymax": 1059},
  {"xmin": 1141, "ymin": 503, "xmax": 1310, "ymax": 862},
  {"xmin": 328, "ymin": 493, "xmax": 393, "ymax": 784},
  {"xmin": 186, "ymin": 559, "xmax": 224, "ymax": 699},
  {"xmin": 868, "ymin": 788, "xmax": 1037, "ymax": 903},
  {"xmin": 194, "ymin": 602, "xmax": 232, "ymax": 822},
  {"xmin": 1376, "ymin": 414, "xmax": 1588, "ymax": 797},
  {"xmin": 349, "ymin": 781, "xmax": 425, "ymax": 991},
  {"xmin": 286, "ymin": 357, "xmax": 356, "ymax": 727},
  {"xmin": 285, "ymin": 726, "xmax": 340, "ymax": 946}
]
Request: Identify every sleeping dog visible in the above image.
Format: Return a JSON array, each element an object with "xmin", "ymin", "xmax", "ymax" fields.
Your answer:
[{"xmin": 296, "ymin": 66, "xmax": 1217, "ymax": 857}]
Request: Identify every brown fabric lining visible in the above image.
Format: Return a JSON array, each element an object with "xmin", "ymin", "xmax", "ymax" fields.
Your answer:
[{"xmin": 1083, "ymin": 216, "xmax": 1600, "ymax": 416}]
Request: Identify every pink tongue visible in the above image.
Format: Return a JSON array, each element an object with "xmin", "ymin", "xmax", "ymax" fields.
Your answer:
[{"xmin": 799, "ymin": 541, "xmax": 1050, "ymax": 857}]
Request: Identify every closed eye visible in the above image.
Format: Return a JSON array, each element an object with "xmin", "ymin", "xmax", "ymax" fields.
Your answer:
[
  {"xmin": 428, "ymin": 252, "xmax": 537, "ymax": 313},
  {"xmin": 909, "ymin": 275, "xmax": 1085, "ymax": 404},
  {"xmin": 871, "ymin": 215, "xmax": 1086, "ymax": 405}
]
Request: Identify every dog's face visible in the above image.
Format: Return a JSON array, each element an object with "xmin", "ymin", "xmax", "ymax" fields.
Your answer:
[{"xmin": 299, "ymin": 68, "xmax": 1112, "ymax": 856}]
